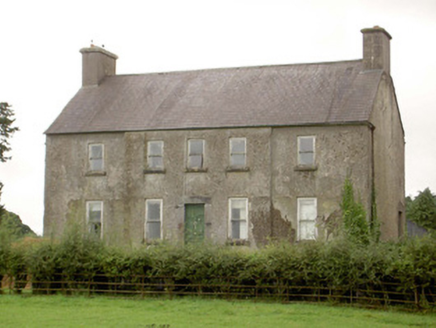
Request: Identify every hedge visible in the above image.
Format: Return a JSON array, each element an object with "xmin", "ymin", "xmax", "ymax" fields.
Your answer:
[{"xmin": 1, "ymin": 231, "xmax": 436, "ymax": 308}]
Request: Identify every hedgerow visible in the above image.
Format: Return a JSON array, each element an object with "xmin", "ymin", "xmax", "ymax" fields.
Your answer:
[{"xmin": 1, "ymin": 229, "xmax": 436, "ymax": 308}]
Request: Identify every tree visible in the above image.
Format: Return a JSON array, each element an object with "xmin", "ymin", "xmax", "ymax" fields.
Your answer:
[
  {"xmin": 0, "ymin": 102, "xmax": 19, "ymax": 218},
  {"xmin": 0, "ymin": 210, "xmax": 36, "ymax": 239},
  {"xmin": 407, "ymin": 188, "xmax": 436, "ymax": 231},
  {"xmin": 0, "ymin": 102, "xmax": 19, "ymax": 163}
]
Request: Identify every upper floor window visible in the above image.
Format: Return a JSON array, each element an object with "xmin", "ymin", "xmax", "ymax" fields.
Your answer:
[
  {"xmin": 298, "ymin": 197, "xmax": 317, "ymax": 240},
  {"xmin": 147, "ymin": 141, "xmax": 164, "ymax": 170},
  {"xmin": 86, "ymin": 201, "xmax": 103, "ymax": 238},
  {"xmin": 230, "ymin": 138, "xmax": 246, "ymax": 167},
  {"xmin": 188, "ymin": 139, "xmax": 204, "ymax": 169},
  {"xmin": 145, "ymin": 199, "xmax": 163, "ymax": 240},
  {"xmin": 89, "ymin": 144, "xmax": 104, "ymax": 171},
  {"xmin": 229, "ymin": 198, "xmax": 248, "ymax": 240},
  {"xmin": 298, "ymin": 136, "xmax": 315, "ymax": 166}
]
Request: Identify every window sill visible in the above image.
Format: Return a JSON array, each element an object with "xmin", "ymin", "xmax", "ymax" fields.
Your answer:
[
  {"xmin": 226, "ymin": 167, "xmax": 250, "ymax": 173},
  {"xmin": 144, "ymin": 169, "xmax": 166, "ymax": 174},
  {"xmin": 185, "ymin": 167, "xmax": 208, "ymax": 173},
  {"xmin": 226, "ymin": 239, "xmax": 250, "ymax": 246},
  {"xmin": 85, "ymin": 171, "xmax": 107, "ymax": 177},
  {"xmin": 294, "ymin": 164, "xmax": 318, "ymax": 172},
  {"xmin": 143, "ymin": 239, "xmax": 163, "ymax": 245},
  {"xmin": 296, "ymin": 239, "xmax": 316, "ymax": 244}
]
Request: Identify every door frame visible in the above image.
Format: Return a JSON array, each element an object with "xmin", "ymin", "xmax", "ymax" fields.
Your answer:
[{"xmin": 184, "ymin": 203, "xmax": 205, "ymax": 244}]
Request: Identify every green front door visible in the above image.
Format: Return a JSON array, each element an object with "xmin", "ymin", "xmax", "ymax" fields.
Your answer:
[{"xmin": 184, "ymin": 204, "xmax": 205, "ymax": 244}]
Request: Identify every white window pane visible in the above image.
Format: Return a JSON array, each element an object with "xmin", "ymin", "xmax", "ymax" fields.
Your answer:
[
  {"xmin": 147, "ymin": 222, "xmax": 161, "ymax": 239},
  {"xmin": 88, "ymin": 203, "xmax": 102, "ymax": 223},
  {"xmin": 300, "ymin": 200, "xmax": 316, "ymax": 220},
  {"xmin": 91, "ymin": 145, "xmax": 102, "ymax": 157},
  {"xmin": 298, "ymin": 198, "xmax": 317, "ymax": 240},
  {"xmin": 300, "ymin": 221, "xmax": 316, "ymax": 240},
  {"xmin": 299, "ymin": 138, "xmax": 314, "ymax": 152},
  {"xmin": 231, "ymin": 208, "xmax": 241, "ymax": 220},
  {"xmin": 230, "ymin": 139, "xmax": 246, "ymax": 167},
  {"xmin": 231, "ymin": 220, "xmax": 240, "ymax": 239},
  {"xmin": 148, "ymin": 142, "xmax": 163, "ymax": 155},
  {"xmin": 148, "ymin": 142, "xmax": 163, "ymax": 169},
  {"xmin": 90, "ymin": 159, "xmax": 103, "ymax": 171},
  {"xmin": 239, "ymin": 220, "xmax": 247, "ymax": 239},
  {"xmin": 87, "ymin": 201, "xmax": 102, "ymax": 237},
  {"xmin": 298, "ymin": 137, "xmax": 315, "ymax": 165},
  {"xmin": 89, "ymin": 209, "xmax": 101, "ymax": 223},
  {"xmin": 148, "ymin": 156, "xmax": 163, "ymax": 168},
  {"xmin": 231, "ymin": 154, "xmax": 246, "ymax": 166},
  {"xmin": 147, "ymin": 202, "xmax": 161, "ymax": 221},
  {"xmin": 231, "ymin": 220, "xmax": 247, "ymax": 239},
  {"xmin": 299, "ymin": 153, "xmax": 314, "ymax": 165},
  {"xmin": 189, "ymin": 140, "xmax": 203, "ymax": 154},
  {"xmin": 189, "ymin": 155, "xmax": 203, "ymax": 168},
  {"xmin": 89, "ymin": 144, "xmax": 103, "ymax": 171},
  {"xmin": 232, "ymin": 206, "xmax": 246, "ymax": 220},
  {"xmin": 231, "ymin": 199, "xmax": 246, "ymax": 214},
  {"xmin": 89, "ymin": 202, "xmax": 101, "ymax": 212},
  {"xmin": 230, "ymin": 199, "xmax": 248, "ymax": 240},
  {"xmin": 231, "ymin": 139, "xmax": 245, "ymax": 153},
  {"xmin": 232, "ymin": 199, "xmax": 246, "ymax": 209},
  {"xmin": 146, "ymin": 200, "xmax": 162, "ymax": 240}
]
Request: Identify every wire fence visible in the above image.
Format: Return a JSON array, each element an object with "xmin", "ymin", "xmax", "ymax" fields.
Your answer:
[{"xmin": 2, "ymin": 273, "xmax": 435, "ymax": 309}]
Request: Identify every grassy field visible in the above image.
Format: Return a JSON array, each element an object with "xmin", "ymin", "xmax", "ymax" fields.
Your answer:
[{"xmin": 0, "ymin": 295, "xmax": 435, "ymax": 328}]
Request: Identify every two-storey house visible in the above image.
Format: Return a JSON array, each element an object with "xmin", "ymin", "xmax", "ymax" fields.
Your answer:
[{"xmin": 44, "ymin": 27, "xmax": 405, "ymax": 246}]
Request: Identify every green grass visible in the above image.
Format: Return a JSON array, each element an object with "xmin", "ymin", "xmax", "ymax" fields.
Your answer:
[{"xmin": 0, "ymin": 295, "xmax": 435, "ymax": 328}]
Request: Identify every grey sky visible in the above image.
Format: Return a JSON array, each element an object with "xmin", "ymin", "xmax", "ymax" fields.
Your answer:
[{"xmin": 1, "ymin": 0, "xmax": 435, "ymax": 235}]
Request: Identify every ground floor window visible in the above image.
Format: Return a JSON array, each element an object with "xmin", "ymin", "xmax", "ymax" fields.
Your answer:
[
  {"xmin": 86, "ymin": 201, "xmax": 103, "ymax": 238},
  {"xmin": 229, "ymin": 198, "xmax": 248, "ymax": 240},
  {"xmin": 298, "ymin": 197, "xmax": 317, "ymax": 240},
  {"xmin": 146, "ymin": 199, "xmax": 162, "ymax": 240}
]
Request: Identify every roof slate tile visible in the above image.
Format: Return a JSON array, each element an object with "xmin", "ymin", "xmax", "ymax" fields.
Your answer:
[{"xmin": 45, "ymin": 60, "xmax": 382, "ymax": 134}]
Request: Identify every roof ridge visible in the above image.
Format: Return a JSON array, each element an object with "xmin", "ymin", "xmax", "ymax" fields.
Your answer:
[{"xmin": 110, "ymin": 59, "xmax": 363, "ymax": 78}]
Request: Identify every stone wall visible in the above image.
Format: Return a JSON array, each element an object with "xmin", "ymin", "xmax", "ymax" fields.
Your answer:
[{"xmin": 44, "ymin": 123, "xmax": 388, "ymax": 246}]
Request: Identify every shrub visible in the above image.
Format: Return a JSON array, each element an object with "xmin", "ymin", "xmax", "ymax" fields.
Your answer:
[
  {"xmin": 1, "ymin": 225, "xmax": 435, "ymax": 308},
  {"xmin": 341, "ymin": 177, "xmax": 370, "ymax": 245}
]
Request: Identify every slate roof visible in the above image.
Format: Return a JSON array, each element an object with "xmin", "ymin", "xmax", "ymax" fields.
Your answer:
[{"xmin": 45, "ymin": 60, "xmax": 382, "ymax": 135}]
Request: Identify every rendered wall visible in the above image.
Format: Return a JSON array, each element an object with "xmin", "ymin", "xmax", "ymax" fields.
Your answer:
[
  {"xmin": 44, "ymin": 124, "xmax": 374, "ymax": 246},
  {"xmin": 271, "ymin": 125, "xmax": 373, "ymax": 242},
  {"xmin": 369, "ymin": 74, "xmax": 406, "ymax": 239}
]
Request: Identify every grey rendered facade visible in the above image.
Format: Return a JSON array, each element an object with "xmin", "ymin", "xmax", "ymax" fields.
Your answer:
[{"xmin": 44, "ymin": 27, "xmax": 405, "ymax": 246}]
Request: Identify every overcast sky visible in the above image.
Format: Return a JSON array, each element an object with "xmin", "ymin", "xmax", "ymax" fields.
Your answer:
[{"xmin": 1, "ymin": 0, "xmax": 435, "ymax": 235}]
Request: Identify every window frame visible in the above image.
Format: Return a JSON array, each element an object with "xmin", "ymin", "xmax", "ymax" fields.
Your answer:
[
  {"xmin": 147, "ymin": 141, "xmax": 164, "ymax": 170},
  {"xmin": 187, "ymin": 139, "xmax": 205, "ymax": 169},
  {"xmin": 229, "ymin": 137, "xmax": 247, "ymax": 168},
  {"xmin": 297, "ymin": 197, "xmax": 317, "ymax": 241},
  {"xmin": 228, "ymin": 198, "xmax": 248, "ymax": 240},
  {"xmin": 297, "ymin": 136, "xmax": 316, "ymax": 166},
  {"xmin": 86, "ymin": 201, "xmax": 103, "ymax": 238},
  {"xmin": 88, "ymin": 143, "xmax": 104, "ymax": 172},
  {"xmin": 145, "ymin": 199, "xmax": 163, "ymax": 240}
]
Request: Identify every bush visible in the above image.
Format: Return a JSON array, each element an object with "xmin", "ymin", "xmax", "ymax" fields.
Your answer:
[
  {"xmin": 341, "ymin": 177, "xmax": 370, "ymax": 245},
  {"xmin": 1, "ymin": 227, "xmax": 435, "ymax": 308},
  {"xmin": 0, "ymin": 227, "xmax": 11, "ymax": 291}
]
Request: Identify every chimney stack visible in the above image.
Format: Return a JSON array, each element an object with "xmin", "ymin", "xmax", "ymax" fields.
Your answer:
[
  {"xmin": 361, "ymin": 26, "xmax": 392, "ymax": 75},
  {"xmin": 80, "ymin": 45, "xmax": 118, "ymax": 87}
]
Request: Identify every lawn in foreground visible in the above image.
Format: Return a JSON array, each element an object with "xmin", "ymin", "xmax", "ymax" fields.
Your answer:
[{"xmin": 1, "ymin": 295, "xmax": 435, "ymax": 328}]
